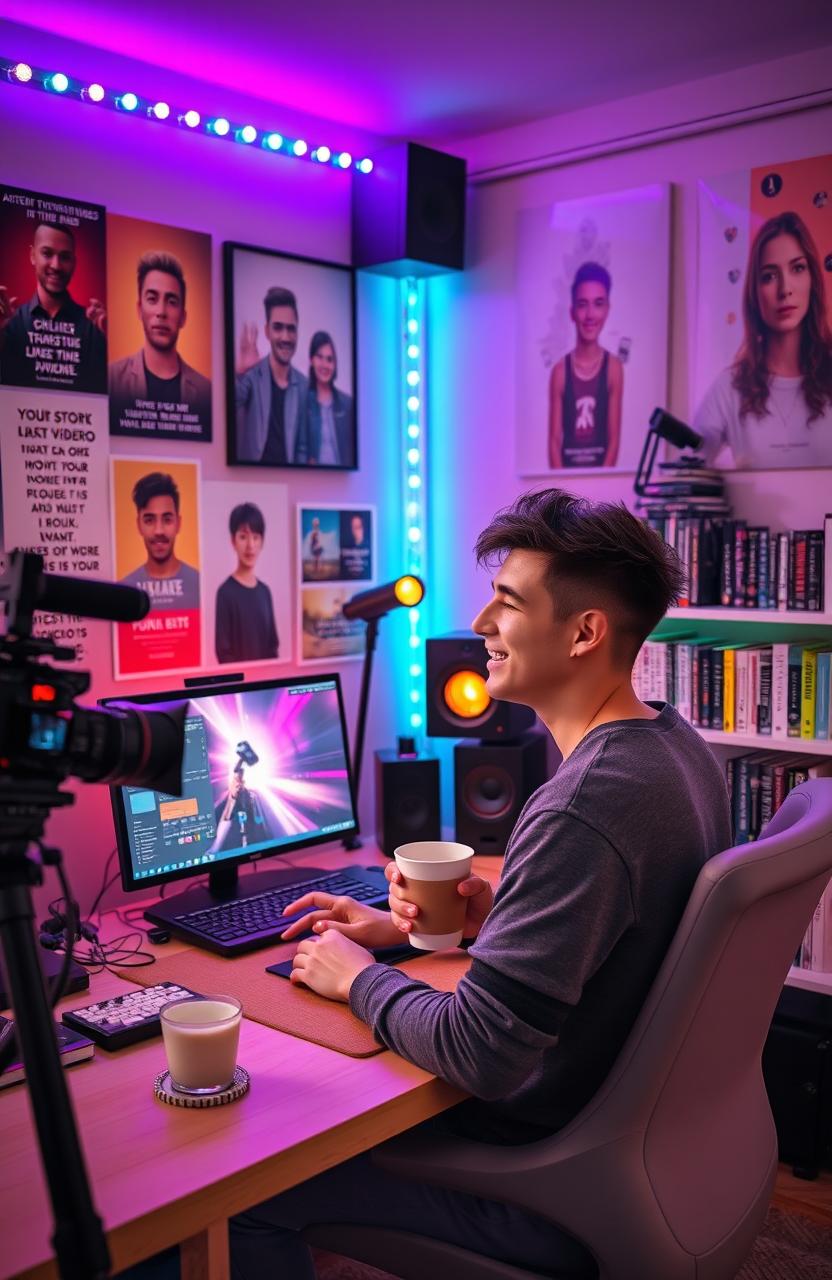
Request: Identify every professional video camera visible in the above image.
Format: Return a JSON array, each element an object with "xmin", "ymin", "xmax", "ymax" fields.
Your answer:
[{"xmin": 0, "ymin": 548, "xmax": 187, "ymax": 1280}]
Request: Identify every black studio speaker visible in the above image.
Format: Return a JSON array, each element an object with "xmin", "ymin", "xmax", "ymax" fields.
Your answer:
[
  {"xmin": 454, "ymin": 732, "xmax": 548, "ymax": 856},
  {"xmin": 374, "ymin": 743, "xmax": 441, "ymax": 857},
  {"xmin": 352, "ymin": 142, "xmax": 466, "ymax": 276},
  {"xmin": 426, "ymin": 632, "xmax": 535, "ymax": 741}
]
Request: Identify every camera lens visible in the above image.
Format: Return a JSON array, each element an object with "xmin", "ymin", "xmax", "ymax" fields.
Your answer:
[{"xmin": 67, "ymin": 701, "xmax": 186, "ymax": 795}]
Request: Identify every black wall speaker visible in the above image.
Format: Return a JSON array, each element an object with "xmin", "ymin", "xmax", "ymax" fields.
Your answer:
[
  {"xmin": 426, "ymin": 631, "xmax": 535, "ymax": 741},
  {"xmin": 352, "ymin": 142, "xmax": 466, "ymax": 276},
  {"xmin": 454, "ymin": 732, "xmax": 548, "ymax": 856},
  {"xmin": 374, "ymin": 747, "xmax": 441, "ymax": 857}
]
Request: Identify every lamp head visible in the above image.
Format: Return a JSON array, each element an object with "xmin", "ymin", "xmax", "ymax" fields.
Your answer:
[
  {"xmin": 648, "ymin": 407, "xmax": 703, "ymax": 451},
  {"xmin": 342, "ymin": 575, "xmax": 424, "ymax": 622}
]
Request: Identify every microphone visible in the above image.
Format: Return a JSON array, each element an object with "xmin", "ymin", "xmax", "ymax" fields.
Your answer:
[
  {"xmin": 648, "ymin": 408, "xmax": 703, "ymax": 451},
  {"xmin": 37, "ymin": 572, "xmax": 150, "ymax": 623}
]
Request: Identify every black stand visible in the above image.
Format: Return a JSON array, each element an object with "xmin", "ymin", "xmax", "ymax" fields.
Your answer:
[
  {"xmin": 634, "ymin": 426, "xmax": 661, "ymax": 496},
  {"xmin": 0, "ymin": 786, "xmax": 110, "ymax": 1280},
  {"xmin": 342, "ymin": 615, "xmax": 380, "ymax": 851}
]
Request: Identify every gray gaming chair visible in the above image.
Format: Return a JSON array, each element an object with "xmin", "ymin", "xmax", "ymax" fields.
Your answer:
[{"xmin": 306, "ymin": 779, "xmax": 832, "ymax": 1280}]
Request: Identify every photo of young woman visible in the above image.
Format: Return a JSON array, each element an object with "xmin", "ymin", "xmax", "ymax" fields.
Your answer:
[
  {"xmin": 694, "ymin": 211, "xmax": 832, "ymax": 468},
  {"xmin": 306, "ymin": 330, "xmax": 355, "ymax": 468}
]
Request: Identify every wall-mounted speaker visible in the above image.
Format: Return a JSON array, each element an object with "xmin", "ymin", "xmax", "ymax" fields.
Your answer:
[
  {"xmin": 352, "ymin": 142, "xmax": 466, "ymax": 276},
  {"xmin": 426, "ymin": 632, "xmax": 535, "ymax": 741},
  {"xmin": 374, "ymin": 747, "xmax": 441, "ymax": 857},
  {"xmin": 454, "ymin": 733, "xmax": 548, "ymax": 856}
]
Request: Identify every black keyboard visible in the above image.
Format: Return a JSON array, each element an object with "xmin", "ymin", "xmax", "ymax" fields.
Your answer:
[{"xmin": 167, "ymin": 867, "xmax": 389, "ymax": 956}]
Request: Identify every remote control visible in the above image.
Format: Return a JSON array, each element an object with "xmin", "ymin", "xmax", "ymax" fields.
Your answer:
[{"xmin": 62, "ymin": 981, "xmax": 203, "ymax": 1052}]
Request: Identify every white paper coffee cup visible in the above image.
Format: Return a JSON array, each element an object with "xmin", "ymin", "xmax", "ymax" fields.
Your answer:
[{"xmin": 393, "ymin": 840, "xmax": 474, "ymax": 950}]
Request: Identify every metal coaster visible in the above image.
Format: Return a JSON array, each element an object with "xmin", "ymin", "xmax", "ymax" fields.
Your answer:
[{"xmin": 153, "ymin": 1064, "xmax": 250, "ymax": 1107}]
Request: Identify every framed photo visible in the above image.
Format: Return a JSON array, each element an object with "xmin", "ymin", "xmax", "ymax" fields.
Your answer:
[
  {"xmin": 515, "ymin": 183, "xmax": 670, "ymax": 475},
  {"xmin": 297, "ymin": 503, "xmax": 375, "ymax": 662},
  {"xmin": 224, "ymin": 241, "xmax": 357, "ymax": 470}
]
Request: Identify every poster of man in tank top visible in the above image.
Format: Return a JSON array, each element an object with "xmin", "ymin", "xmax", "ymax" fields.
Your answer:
[{"xmin": 515, "ymin": 184, "xmax": 670, "ymax": 475}]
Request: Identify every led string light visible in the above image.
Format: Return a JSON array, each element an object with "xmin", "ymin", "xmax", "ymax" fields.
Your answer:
[
  {"xmin": 2, "ymin": 58, "xmax": 374, "ymax": 174},
  {"xmin": 402, "ymin": 278, "xmax": 427, "ymax": 735}
]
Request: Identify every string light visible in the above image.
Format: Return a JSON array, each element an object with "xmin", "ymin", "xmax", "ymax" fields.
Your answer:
[
  {"xmin": 401, "ymin": 277, "xmax": 427, "ymax": 735},
  {"xmin": 0, "ymin": 55, "xmax": 376, "ymax": 173}
]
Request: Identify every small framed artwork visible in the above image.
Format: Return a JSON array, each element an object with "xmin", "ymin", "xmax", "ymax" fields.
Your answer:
[
  {"xmin": 224, "ymin": 241, "xmax": 357, "ymax": 470},
  {"xmin": 297, "ymin": 504, "xmax": 375, "ymax": 661}
]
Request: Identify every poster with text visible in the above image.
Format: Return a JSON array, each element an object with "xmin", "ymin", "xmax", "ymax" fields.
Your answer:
[
  {"xmin": 107, "ymin": 214, "xmax": 212, "ymax": 441},
  {"xmin": 694, "ymin": 154, "xmax": 832, "ymax": 470},
  {"xmin": 515, "ymin": 183, "xmax": 670, "ymax": 475},
  {"xmin": 0, "ymin": 186, "xmax": 107, "ymax": 395},
  {"xmin": 298, "ymin": 504, "xmax": 374, "ymax": 661},
  {"xmin": 111, "ymin": 457, "xmax": 202, "ymax": 679},
  {"xmin": 0, "ymin": 387, "xmax": 111, "ymax": 663},
  {"xmin": 202, "ymin": 479, "xmax": 291, "ymax": 669}
]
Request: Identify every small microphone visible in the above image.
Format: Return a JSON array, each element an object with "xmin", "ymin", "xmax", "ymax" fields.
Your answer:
[{"xmin": 38, "ymin": 573, "xmax": 150, "ymax": 623}]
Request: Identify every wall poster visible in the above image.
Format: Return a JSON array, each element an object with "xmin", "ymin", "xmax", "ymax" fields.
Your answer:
[{"xmin": 297, "ymin": 504, "xmax": 374, "ymax": 661}]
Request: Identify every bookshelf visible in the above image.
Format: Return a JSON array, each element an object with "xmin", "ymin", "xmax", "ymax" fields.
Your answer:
[{"xmin": 651, "ymin": 606, "xmax": 832, "ymax": 995}]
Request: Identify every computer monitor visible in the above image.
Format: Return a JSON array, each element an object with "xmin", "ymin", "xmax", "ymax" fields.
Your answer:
[{"xmin": 105, "ymin": 673, "xmax": 358, "ymax": 919}]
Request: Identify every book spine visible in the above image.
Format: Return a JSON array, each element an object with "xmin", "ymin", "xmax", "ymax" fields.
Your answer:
[
  {"xmin": 758, "ymin": 647, "xmax": 772, "ymax": 736},
  {"xmin": 777, "ymin": 532, "xmax": 789, "ymax": 611},
  {"xmin": 733, "ymin": 525, "xmax": 747, "ymax": 608},
  {"xmin": 723, "ymin": 649, "xmax": 735, "ymax": 733},
  {"xmin": 807, "ymin": 531, "xmax": 823, "ymax": 612},
  {"xmin": 771, "ymin": 643, "xmax": 789, "ymax": 738},
  {"xmin": 748, "ymin": 647, "xmax": 760, "ymax": 735},
  {"xmin": 772, "ymin": 762, "xmax": 789, "ymax": 813},
  {"xmin": 698, "ymin": 646, "xmax": 713, "ymax": 728},
  {"xmin": 816, "ymin": 651, "xmax": 831, "ymax": 741},
  {"xmin": 746, "ymin": 529, "xmax": 760, "ymax": 608},
  {"xmin": 787, "ymin": 646, "xmax": 803, "ymax": 737},
  {"xmin": 759, "ymin": 763, "xmax": 774, "ymax": 831},
  {"xmin": 677, "ymin": 644, "xmax": 693, "ymax": 723},
  {"xmin": 824, "ymin": 514, "xmax": 832, "ymax": 614},
  {"xmin": 689, "ymin": 520, "xmax": 701, "ymax": 607},
  {"xmin": 735, "ymin": 754, "xmax": 750, "ymax": 842},
  {"xmin": 757, "ymin": 529, "xmax": 770, "ymax": 609},
  {"xmin": 787, "ymin": 530, "xmax": 796, "ymax": 610},
  {"xmin": 748, "ymin": 765, "xmax": 763, "ymax": 841},
  {"xmin": 793, "ymin": 531, "xmax": 808, "ymax": 610},
  {"xmin": 691, "ymin": 645, "xmax": 702, "ymax": 727},
  {"xmin": 735, "ymin": 650, "xmax": 749, "ymax": 734},
  {"xmin": 677, "ymin": 521, "xmax": 690, "ymax": 609},
  {"xmin": 721, "ymin": 522, "xmax": 734, "ymax": 607},
  {"xmin": 711, "ymin": 648, "xmax": 724, "ymax": 731},
  {"xmin": 801, "ymin": 648, "xmax": 817, "ymax": 739},
  {"xmin": 768, "ymin": 532, "xmax": 778, "ymax": 612}
]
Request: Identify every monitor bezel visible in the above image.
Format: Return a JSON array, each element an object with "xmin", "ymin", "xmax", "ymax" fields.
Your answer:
[{"xmin": 102, "ymin": 671, "xmax": 358, "ymax": 894}]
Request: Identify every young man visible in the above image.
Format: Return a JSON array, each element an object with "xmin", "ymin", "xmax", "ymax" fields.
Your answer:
[
  {"xmin": 215, "ymin": 489, "xmax": 732, "ymax": 1279},
  {"xmin": 214, "ymin": 502, "xmax": 279, "ymax": 664},
  {"xmin": 549, "ymin": 262, "xmax": 623, "ymax": 469},
  {"xmin": 0, "ymin": 221, "xmax": 106, "ymax": 393},
  {"xmin": 234, "ymin": 285, "xmax": 309, "ymax": 465},
  {"xmin": 109, "ymin": 251, "xmax": 211, "ymax": 433},
  {"xmin": 120, "ymin": 471, "xmax": 199, "ymax": 610}
]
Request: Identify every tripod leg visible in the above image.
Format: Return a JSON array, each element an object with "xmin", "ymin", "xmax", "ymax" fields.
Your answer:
[{"xmin": 0, "ymin": 883, "xmax": 110, "ymax": 1280}]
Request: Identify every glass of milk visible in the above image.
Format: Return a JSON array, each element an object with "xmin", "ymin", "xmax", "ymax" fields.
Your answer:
[{"xmin": 160, "ymin": 995, "xmax": 242, "ymax": 1095}]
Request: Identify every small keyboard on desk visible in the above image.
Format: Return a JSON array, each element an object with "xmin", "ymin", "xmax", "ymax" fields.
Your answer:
[
  {"xmin": 163, "ymin": 866, "xmax": 389, "ymax": 956},
  {"xmin": 62, "ymin": 982, "xmax": 203, "ymax": 1051}
]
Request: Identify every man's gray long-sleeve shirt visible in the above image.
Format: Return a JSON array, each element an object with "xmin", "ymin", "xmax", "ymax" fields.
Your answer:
[{"xmin": 350, "ymin": 703, "xmax": 731, "ymax": 1141}]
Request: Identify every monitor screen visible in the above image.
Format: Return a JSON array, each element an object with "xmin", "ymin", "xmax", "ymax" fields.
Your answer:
[{"xmin": 105, "ymin": 673, "xmax": 357, "ymax": 892}]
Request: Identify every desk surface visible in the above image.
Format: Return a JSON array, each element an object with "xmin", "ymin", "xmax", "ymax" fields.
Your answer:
[{"xmin": 0, "ymin": 846, "xmax": 497, "ymax": 1280}]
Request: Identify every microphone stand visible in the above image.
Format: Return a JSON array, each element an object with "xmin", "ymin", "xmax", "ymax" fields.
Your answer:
[{"xmin": 342, "ymin": 615, "xmax": 379, "ymax": 851}]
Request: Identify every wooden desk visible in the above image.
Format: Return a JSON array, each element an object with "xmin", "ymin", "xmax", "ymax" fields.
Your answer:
[{"xmin": 0, "ymin": 849, "xmax": 498, "ymax": 1279}]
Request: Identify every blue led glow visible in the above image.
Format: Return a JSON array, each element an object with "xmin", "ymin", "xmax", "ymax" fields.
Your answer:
[
  {"xmin": 264, "ymin": 131, "xmax": 283, "ymax": 150},
  {"xmin": 210, "ymin": 116, "xmax": 230, "ymax": 136},
  {"xmin": 119, "ymin": 92, "xmax": 139, "ymax": 112},
  {"xmin": 48, "ymin": 72, "xmax": 69, "ymax": 93},
  {"xmin": 151, "ymin": 101, "xmax": 170, "ymax": 120},
  {"xmin": 182, "ymin": 109, "xmax": 201, "ymax": 128},
  {"xmin": 292, "ymin": 139, "xmax": 308, "ymax": 156},
  {"xmin": 314, "ymin": 145, "xmax": 331, "ymax": 163},
  {"xmin": 239, "ymin": 124, "xmax": 257, "ymax": 144}
]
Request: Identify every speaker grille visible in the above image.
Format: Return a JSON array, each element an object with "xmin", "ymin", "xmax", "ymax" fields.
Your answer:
[{"xmin": 462, "ymin": 765, "xmax": 516, "ymax": 820}]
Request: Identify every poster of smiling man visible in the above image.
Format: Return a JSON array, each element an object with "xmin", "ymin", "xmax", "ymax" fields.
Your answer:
[
  {"xmin": 694, "ymin": 153, "xmax": 832, "ymax": 470},
  {"xmin": 515, "ymin": 183, "xmax": 670, "ymax": 475},
  {"xmin": 107, "ymin": 213, "xmax": 212, "ymax": 441},
  {"xmin": 0, "ymin": 185, "xmax": 107, "ymax": 395}
]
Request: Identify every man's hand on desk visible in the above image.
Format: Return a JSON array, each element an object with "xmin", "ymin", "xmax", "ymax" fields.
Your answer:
[
  {"xmin": 290, "ymin": 930, "xmax": 375, "ymax": 1002},
  {"xmin": 280, "ymin": 893, "xmax": 401, "ymax": 948}
]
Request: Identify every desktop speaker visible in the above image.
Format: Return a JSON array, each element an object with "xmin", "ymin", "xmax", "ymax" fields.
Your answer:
[
  {"xmin": 374, "ymin": 746, "xmax": 441, "ymax": 857},
  {"xmin": 426, "ymin": 632, "xmax": 536, "ymax": 741},
  {"xmin": 454, "ymin": 732, "xmax": 549, "ymax": 855},
  {"xmin": 762, "ymin": 985, "xmax": 832, "ymax": 1178},
  {"xmin": 352, "ymin": 142, "xmax": 466, "ymax": 276}
]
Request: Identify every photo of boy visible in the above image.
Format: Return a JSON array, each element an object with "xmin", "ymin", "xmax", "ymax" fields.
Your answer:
[{"xmin": 215, "ymin": 502, "xmax": 279, "ymax": 665}]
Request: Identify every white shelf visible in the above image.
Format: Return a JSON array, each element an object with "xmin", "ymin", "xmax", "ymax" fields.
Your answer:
[
  {"xmin": 666, "ymin": 607, "xmax": 832, "ymax": 625},
  {"xmin": 786, "ymin": 966, "xmax": 832, "ymax": 995},
  {"xmin": 697, "ymin": 729, "xmax": 832, "ymax": 755}
]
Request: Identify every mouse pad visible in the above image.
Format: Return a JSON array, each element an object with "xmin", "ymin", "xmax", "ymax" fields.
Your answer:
[{"xmin": 266, "ymin": 941, "xmax": 413, "ymax": 979}]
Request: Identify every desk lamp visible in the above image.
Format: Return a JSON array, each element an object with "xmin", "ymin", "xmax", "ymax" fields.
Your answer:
[
  {"xmin": 341, "ymin": 575, "xmax": 425, "ymax": 847},
  {"xmin": 634, "ymin": 407, "xmax": 704, "ymax": 496}
]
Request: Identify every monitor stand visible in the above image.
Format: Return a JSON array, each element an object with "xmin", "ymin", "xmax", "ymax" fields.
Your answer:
[{"xmin": 143, "ymin": 860, "xmax": 331, "ymax": 930}]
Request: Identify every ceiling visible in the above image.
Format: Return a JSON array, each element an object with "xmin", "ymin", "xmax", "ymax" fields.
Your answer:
[{"xmin": 4, "ymin": 0, "xmax": 832, "ymax": 142}]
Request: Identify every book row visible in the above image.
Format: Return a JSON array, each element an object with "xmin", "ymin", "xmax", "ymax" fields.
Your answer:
[
  {"xmin": 639, "ymin": 513, "xmax": 832, "ymax": 611},
  {"xmin": 633, "ymin": 639, "xmax": 832, "ymax": 739}
]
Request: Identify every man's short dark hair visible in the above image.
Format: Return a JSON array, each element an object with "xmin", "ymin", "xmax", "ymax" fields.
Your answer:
[
  {"xmin": 263, "ymin": 287, "xmax": 298, "ymax": 322},
  {"xmin": 475, "ymin": 489, "xmax": 684, "ymax": 664},
  {"xmin": 132, "ymin": 472, "xmax": 180, "ymax": 513},
  {"xmin": 138, "ymin": 251, "xmax": 186, "ymax": 306},
  {"xmin": 229, "ymin": 502, "xmax": 265, "ymax": 537},
  {"xmin": 571, "ymin": 261, "xmax": 611, "ymax": 304},
  {"xmin": 34, "ymin": 220, "xmax": 76, "ymax": 247}
]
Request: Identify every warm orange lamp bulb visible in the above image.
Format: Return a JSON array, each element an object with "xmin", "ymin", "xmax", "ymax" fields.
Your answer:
[
  {"xmin": 443, "ymin": 670, "xmax": 490, "ymax": 719},
  {"xmin": 394, "ymin": 575, "xmax": 424, "ymax": 608}
]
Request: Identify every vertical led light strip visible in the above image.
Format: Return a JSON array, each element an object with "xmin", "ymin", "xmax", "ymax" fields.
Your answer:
[{"xmin": 402, "ymin": 277, "xmax": 427, "ymax": 735}]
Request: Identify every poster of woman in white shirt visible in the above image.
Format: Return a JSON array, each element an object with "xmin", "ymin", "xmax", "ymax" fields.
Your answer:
[{"xmin": 694, "ymin": 155, "xmax": 832, "ymax": 470}]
